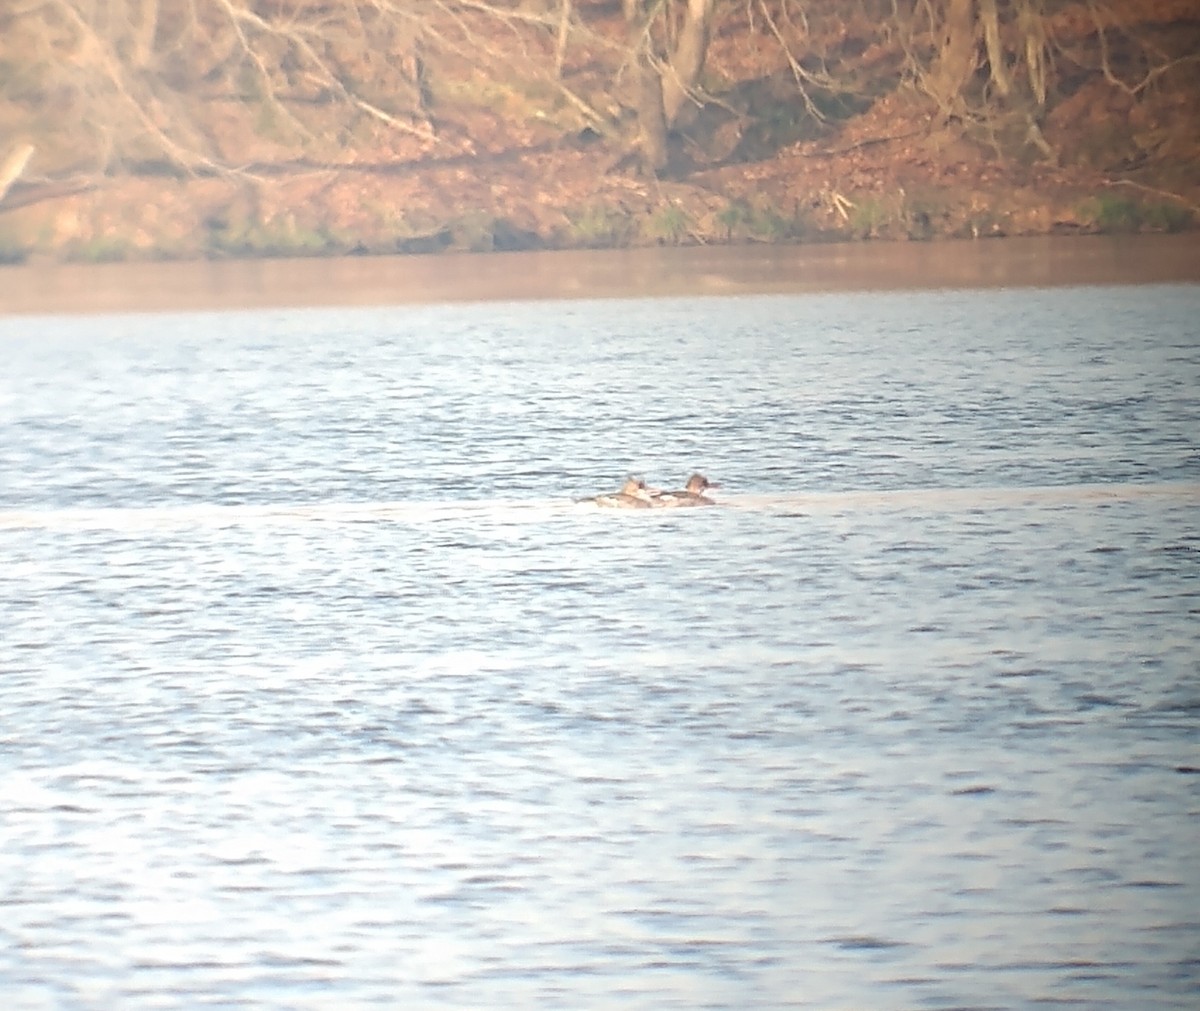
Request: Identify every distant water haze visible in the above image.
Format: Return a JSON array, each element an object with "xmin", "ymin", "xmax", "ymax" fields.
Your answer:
[{"xmin": 2, "ymin": 233, "xmax": 1199, "ymax": 315}]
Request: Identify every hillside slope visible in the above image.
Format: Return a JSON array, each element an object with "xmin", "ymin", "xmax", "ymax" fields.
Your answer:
[{"xmin": 1, "ymin": 0, "xmax": 1197, "ymax": 262}]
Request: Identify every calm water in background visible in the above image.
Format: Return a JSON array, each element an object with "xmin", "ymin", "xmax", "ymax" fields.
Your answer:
[{"xmin": 1, "ymin": 283, "xmax": 1198, "ymax": 1008}]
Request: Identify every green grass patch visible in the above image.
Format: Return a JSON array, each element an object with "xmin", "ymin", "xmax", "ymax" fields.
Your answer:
[
  {"xmin": 1076, "ymin": 193, "xmax": 1192, "ymax": 234},
  {"xmin": 644, "ymin": 203, "xmax": 691, "ymax": 245},
  {"xmin": 205, "ymin": 213, "xmax": 346, "ymax": 258},
  {"xmin": 715, "ymin": 198, "xmax": 811, "ymax": 242},
  {"xmin": 715, "ymin": 199, "xmax": 752, "ymax": 239},
  {"xmin": 65, "ymin": 235, "xmax": 136, "ymax": 263},
  {"xmin": 847, "ymin": 196, "xmax": 896, "ymax": 238},
  {"xmin": 1074, "ymin": 193, "xmax": 1192, "ymax": 234},
  {"xmin": 1077, "ymin": 194, "xmax": 1143, "ymax": 233},
  {"xmin": 1141, "ymin": 200, "xmax": 1193, "ymax": 233},
  {"xmin": 564, "ymin": 205, "xmax": 635, "ymax": 248}
]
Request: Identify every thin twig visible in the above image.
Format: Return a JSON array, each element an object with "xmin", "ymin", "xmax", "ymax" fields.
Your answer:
[
  {"xmin": 1104, "ymin": 178, "xmax": 1200, "ymax": 215},
  {"xmin": 809, "ymin": 129, "xmax": 923, "ymax": 157}
]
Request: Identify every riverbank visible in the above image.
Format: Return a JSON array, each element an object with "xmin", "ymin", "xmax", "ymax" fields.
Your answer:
[
  {"xmin": 3, "ymin": 234, "xmax": 1198, "ymax": 317},
  {"xmin": 2, "ymin": 120, "xmax": 1195, "ymax": 268},
  {"xmin": 2, "ymin": 2, "xmax": 1198, "ymax": 267}
]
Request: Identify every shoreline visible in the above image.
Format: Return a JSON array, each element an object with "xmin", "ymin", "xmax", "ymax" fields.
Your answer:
[{"xmin": 2, "ymin": 233, "xmax": 1199, "ymax": 317}]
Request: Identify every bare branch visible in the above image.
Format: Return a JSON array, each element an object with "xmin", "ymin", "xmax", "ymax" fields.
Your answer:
[
  {"xmin": 0, "ymin": 144, "xmax": 37, "ymax": 203},
  {"xmin": 755, "ymin": 0, "xmax": 826, "ymax": 122}
]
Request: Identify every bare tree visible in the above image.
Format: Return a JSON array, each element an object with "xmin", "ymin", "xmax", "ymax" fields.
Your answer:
[
  {"xmin": 891, "ymin": 0, "xmax": 1055, "ymax": 157},
  {"xmin": 0, "ymin": 0, "xmax": 449, "ymax": 177},
  {"xmin": 661, "ymin": 0, "xmax": 718, "ymax": 123},
  {"xmin": 3, "ymin": 0, "xmax": 1191, "ymax": 191},
  {"xmin": 618, "ymin": 0, "xmax": 720, "ymax": 171}
]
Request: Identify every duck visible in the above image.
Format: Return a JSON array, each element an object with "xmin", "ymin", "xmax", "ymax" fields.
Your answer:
[
  {"xmin": 650, "ymin": 473, "xmax": 720, "ymax": 507},
  {"xmin": 582, "ymin": 477, "xmax": 656, "ymax": 508}
]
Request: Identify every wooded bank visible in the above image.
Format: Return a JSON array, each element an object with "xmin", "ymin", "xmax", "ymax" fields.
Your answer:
[{"xmin": 1, "ymin": 0, "xmax": 1197, "ymax": 262}]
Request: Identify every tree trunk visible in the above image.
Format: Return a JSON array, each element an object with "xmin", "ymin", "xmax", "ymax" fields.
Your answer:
[
  {"xmin": 661, "ymin": 0, "xmax": 716, "ymax": 125},
  {"xmin": 623, "ymin": 0, "xmax": 669, "ymax": 172},
  {"xmin": 634, "ymin": 56, "xmax": 670, "ymax": 171},
  {"xmin": 978, "ymin": 0, "xmax": 1011, "ymax": 98},
  {"xmin": 925, "ymin": 0, "xmax": 978, "ymax": 115}
]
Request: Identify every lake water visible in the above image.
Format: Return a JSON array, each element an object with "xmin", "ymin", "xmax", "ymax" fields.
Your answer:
[{"xmin": 1, "ymin": 277, "xmax": 1198, "ymax": 1008}]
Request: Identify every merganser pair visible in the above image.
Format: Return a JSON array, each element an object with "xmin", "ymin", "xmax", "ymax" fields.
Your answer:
[{"xmin": 585, "ymin": 473, "xmax": 719, "ymax": 508}]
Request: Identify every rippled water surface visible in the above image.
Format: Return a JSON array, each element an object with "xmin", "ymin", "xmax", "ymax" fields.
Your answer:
[{"xmin": 2, "ymin": 284, "xmax": 1198, "ymax": 1008}]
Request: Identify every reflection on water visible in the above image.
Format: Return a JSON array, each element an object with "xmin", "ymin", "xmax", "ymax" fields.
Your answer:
[
  {"xmin": 1, "ymin": 282, "xmax": 1198, "ymax": 1007},
  {"xmin": 2, "ymin": 233, "xmax": 1199, "ymax": 315}
]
